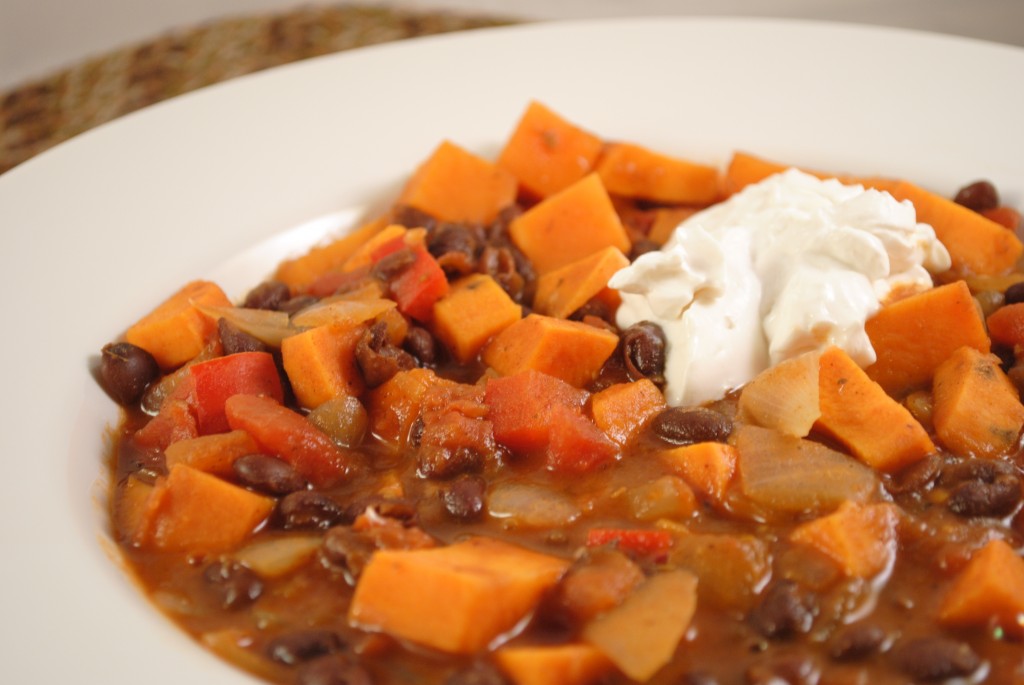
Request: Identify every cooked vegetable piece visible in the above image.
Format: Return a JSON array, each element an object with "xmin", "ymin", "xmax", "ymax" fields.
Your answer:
[
  {"xmin": 595, "ymin": 142, "xmax": 720, "ymax": 205},
  {"xmin": 495, "ymin": 644, "xmax": 612, "ymax": 685},
  {"xmin": 133, "ymin": 394, "xmax": 198, "ymax": 451},
  {"xmin": 983, "ymin": 205, "xmax": 1022, "ymax": 231},
  {"xmin": 290, "ymin": 297, "xmax": 395, "ymax": 329},
  {"xmin": 487, "ymin": 483, "xmax": 582, "ymax": 530},
  {"xmin": 483, "ymin": 314, "xmax": 619, "ymax": 388},
  {"xmin": 669, "ymin": 533, "xmax": 771, "ymax": 611},
  {"xmin": 625, "ymin": 475, "xmax": 698, "ymax": 522},
  {"xmin": 341, "ymin": 224, "xmax": 409, "ymax": 273},
  {"xmin": 189, "ymin": 351, "xmax": 284, "ymax": 433},
  {"xmin": 648, "ymin": 207, "xmax": 700, "ymax": 245},
  {"xmin": 585, "ymin": 528, "xmax": 673, "ymax": 559},
  {"xmin": 581, "ymin": 570, "xmax": 698, "ymax": 682},
  {"xmin": 660, "ymin": 441, "xmax": 738, "ymax": 507},
  {"xmin": 114, "ymin": 475, "xmax": 156, "ymax": 544},
  {"xmin": 734, "ymin": 425, "xmax": 877, "ymax": 516},
  {"xmin": 533, "ymin": 246, "xmax": 630, "ymax": 320},
  {"xmin": 164, "ymin": 429, "xmax": 259, "ymax": 477},
  {"xmin": 497, "ymin": 100, "xmax": 604, "ymax": 199},
  {"xmin": 556, "ymin": 548, "xmax": 645, "ymax": 623},
  {"xmin": 397, "ymin": 140, "xmax": 517, "ymax": 224},
  {"xmin": 986, "ymin": 302, "xmax": 1024, "ymax": 346},
  {"xmin": 371, "ymin": 239, "xmax": 449, "ymax": 322},
  {"xmin": 591, "ymin": 379, "xmax": 666, "ymax": 446},
  {"xmin": 224, "ymin": 394, "xmax": 352, "ymax": 488},
  {"xmin": 368, "ymin": 368, "xmax": 455, "ymax": 447},
  {"xmin": 932, "ymin": 346, "xmax": 1024, "ymax": 458},
  {"xmin": 938, "ymin": 538, "xmax": 1024, "ymax": 636},
  {"xmin": 139, "ymin": 463, "xmax": 274, "ymax": 554},
  {"xmin": 348, "ymin": 537, "xmax": 569, "ymax": 654},
  {"xmin": 547, "ymin": 405, "xmax": 619, "ymax": 474},
  {"xmin": 816, "ymin": 346, "xmax": 934, "ymax": 472},
  {"xmin": 273, "ymin": 217, "xmax": 388, "ymax": 291},
  {"xmin": 737, "ymin": 350, "xmax": 820, "ymax": 437},
  {"xmin": 485, "ymin": 369, "xmax": 588, "ymax": 452},
  {"xmin": 789, "ymin": 501, "xmax": 898, "ymax": 578},
  {"xmin": 125, "ymin": 280, "xmax": 232, "ymax": 370},
  {"xmin": 281, "ymin": 323, "xmax": 366, "ymax": 409},
  {"xmin": 432, "ymin": 273, "xmax": 522, "ymax": 362},
  {"xmin": 865, "ymin": 280, "xmax": 990, "ymax": 396},
  {"xmin": 509, "ymin": 174, "xmax": 631, "ymax": 274},
  {"xmin": 233, "ymin": 534, "xmax": 322, "ymax": 578}
]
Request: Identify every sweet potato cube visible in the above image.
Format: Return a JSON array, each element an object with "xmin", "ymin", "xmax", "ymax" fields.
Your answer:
[
  {"xmin": 789, "ymin": 501, "xmax": 899, "ymax": 578},
  {"xmin": 342, "ymin": 224, "xmax": 408, "ymax": 272},
  {"xmin": 865, "ymin": 280, "xmax": 990, "ymax": 396},
  {"xmin": 495, "ymin": 644, "xmax": 611, "ymax": 685},
  {"xmin": 273, "ymin": 217, "xmax": 388, "ymax": 291},
  {"xmin": 497, "ymin": 101, "xmax": 604, "ymax": 199},
  {"xmin": 432, "ymin": 274, "xmax": 522, "ymax": 363},
  {"xmin": 164, "ymin": 429, "xmax": 259, "ymax": 477},
  {"xmin": 349, "ymin": 537, "xmax": 569, "ymax": 654},
  {"xmin": 397, "ymin": 140, "xmax": 517, "ymax": 224},
  {"xmin": 932, "ymin": 346, "xmax": 1024, "ymax": 458},
  {"xmin": 986, "ymin": 302, "xmax": 1024, "ymax": 347},
  {"xmin": 591, "ymin": 379, "xmax": 666, "ymax": 446},
  {"xmin": 816, "ymin": 346, "xmax": 935, "ymax": 472},
  {"xmin": 660, "ymin": 442, "xmax": 738, "ymax": 506},
  {"xmin": 648, "ymin": 207, "xmax": 699, "ymax": 245},
  {"xmin": 533, "ymin": 247, "xmax": 630, "ymax": 319},
  {"xmin": 125, "ymin": 280, "xmax": 232, "ymax": 370},
  {"xmin": 368, "ymin": 368, "xmax": 456, "ymax": 447},
  {"xmin": 483, "ymin": 314, "xmax": 619, "ymax": 388},
  {"xmin": 509, "ymin": 174, "xmax": 631, "ymax": 275},
  {"xmin": 114, "ymin": 475, "xmax": 156, "ymax": 545},
  {"xmin": 281, "ymin": 323, "xmax": 366, "ymax": 409},
  {"xmin": 938, "ymin": 538, "xmax": 1024, "ymax": 635},
  {"xmin": 142, "ymin": 464, "xmax": 274, "ymax": 554},
  {"xmin": 724, "ymin": 151, "xmax": 793, "ymax": 194},
  {"xmin": 595, "ymin": 142, "xmax": 720, "ymax": 205}
]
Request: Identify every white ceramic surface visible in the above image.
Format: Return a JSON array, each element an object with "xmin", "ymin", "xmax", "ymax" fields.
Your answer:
[{"xmin": 0, "ymin": 17, "xmax": 1022, "ymax": 684}]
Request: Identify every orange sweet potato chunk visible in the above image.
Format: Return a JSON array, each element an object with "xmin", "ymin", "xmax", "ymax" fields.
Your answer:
[
  {"xmin": 648, "ymin": 207, "xmax": 700, "ymax": 245},
  {"xmin": 141, "ymin": 463, "xmax": 274, "ymax": 554},
  {"xmin": 932, "ymin": 346, "xmax": 1024, "ymax": 458},
  {"xmin": 789, "ymin": 501, "xmax": 899, "ymax": 578},
  {"xmin": 497, "ymin": 101, "xmax": 604, "ymax": 199},
  {"xmin": 938, "ymin": 538, "xmax": 1024, "ymax": 635},
  {"xmin": 483, "ymin": 314, "xmax": 619, "ymax": 388},
  {"xmin": 533, "ymin": 246, "xmax": 630, "ymax": 320},
  {"xmin": 281, "ymin": 323, "xmax": 366, "ymax": 408},
  {"xmin": 595, "ymin": 142, "xmax": 720, "ymax": 205},
  {"xmin": 273, "ymin": 217, "xmax": 388, "ymax": 292},
  {"xmin": 349, "ymin": 537, "xmax": 569, "ymax": 654},
  {"xmin": 368, "ymin": 368, "xmax": 456, "ymax": 447},
  {"xmin": 495, "ymin": 644, "xmax": 611, "ymax": 685},
  {"xmin": 660, "ymin": 442, "xmax": 738, "ymax": 506},
  {"xmin": 509, "ymin": 174, "xmax": 631, "ymax": 275},
  {"xmin": 816, "ymin": 346, "xmax": 935, "ymax": 473},
  {"xmin": 432, "ymin": 274, "xmax": 522, "ymax": 363},
  {"xmin": 125, "ymin": 280, "xmax": 231, "ymax": 370},
  {"xmin": 865, "ymin": 280, "xmax": 990, "ymax": 396},
  {"xmin": 397, "ymin": 141, "xmax": 517, "ymax": 224},
  {"xmin": 591, "ymin": 379, "xmax": 666, "ymax": 446},
  {"xmin": 164, "ymin": 429, "xmax": 259, "ymax": 477}
]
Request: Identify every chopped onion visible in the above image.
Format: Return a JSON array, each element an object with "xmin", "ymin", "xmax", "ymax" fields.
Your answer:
[
  {"xmin": 291, "ymin": 298, "xmax": 395, "ymax": 328},
  {"xmin": 488, "ymin": 483, "xmax": 581, "ymax": 529},
  {"xmin": 196, "ymin": 303, "xmax": 296, "ymax": 347},
  {"xmin": 233, "ymin": 534, "xmax": 322, "ymax": 578}
]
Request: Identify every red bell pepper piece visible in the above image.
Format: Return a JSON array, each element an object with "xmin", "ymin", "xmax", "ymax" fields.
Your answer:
[
  {"xmin": 485, "ymin": 370, "xmax": 589, "ymax": 453},
  {"xmin": 371, "ymin": 237, "xmax": 448, "ymax": 322},
  {"xmin": 224, "ymin": 394, "xmax": 352, "ymax": 488},
  {"xmin": 190, "ymin": 351, "xmax": 284, "ymax": 435},
  {"xmin": 133, "ymin": 398, "xmax": 198, "ymax": 451},
  {"xmin": 586, "ymin": 528, "xmax": 674, "ymax": 559},
  {"xmin": 546, "ymin": 404, "xmax": 619, "ymax": 474}
]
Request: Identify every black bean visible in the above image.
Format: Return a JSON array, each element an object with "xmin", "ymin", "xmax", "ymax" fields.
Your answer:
[
  {"xmin": 218, "ymin": 318, "xmax": 269, "ymax": 355},
  {"xmin": 297, "ymin": 654, "xmax": 373, "ymax": 685},
  {"xmin": 1005, "ymin": 281, "xmax": 1024, "ymax": 305},
  {"xmin": 887, "ymin": 454, "xmax": 943, "ymax": 495},
  {"xmin": 652, "ymin": 406, "xmax": 732, "ymax": 446},
  {"xmin": 679, "ymin": 672, "xmax": 720, "ymax": 685},
  {"xmin": 428, "ymin": 224, "xmax": 479, "ymax": 261},
  {"xmin": 745, "ymin": 653, "xmax": 818, "ymax": 685},
  {"xmin": 321, "ymin": 526, "xmax": 375, "ymax": 580},
  {"xmin": 444, "ymin": 661, "xmax": 508, "ymax": 685},
  {"xmin": 891, "ymin": 636, "xmax": 981, "ymax": 681},
  {"xmin": 629, "ymin": 238, "xmax": 661, "ymax": 261},
  {"xmin": 371, "ymin": 247, "xmax": 417, "ymax": 282},
  {"xmin": 828, "ymin": 623, "xmax": 887, "ymax": 661},
  {"xmin": 622, "ymin": 321, "xmax": 667, "ymax": 383},
  {"xmin": 279, "ymin": 491, "xmax": 349, "ymax": 530},
  {"xmin": 479, "ymin": 245, "xmax": 526, "ymax": 302},
  {"xmin": 356, "ymin": 321, "xmax": 417, "ymax": 388},
  {"xmin": 750, "ymin": 581, "xmax": 816, "ymax": 638},
  {"xmin": 266, "ymin": 629, "xmax": 344, "ymax": 666},
  {"xmin": 940, "ymin": 457, "xmax": 1013, "ymax": 486},
  {"xmin": 441, "ymin": 475, "xmax": 487, "ymax": 520},
  {"xmin": 569, "ymin": 298, "xmax": 612, "ymax": 324},
  {"xmin": 243, "ymin": 280, "xmax": 291, "ymax": 310},
  {"xmin": 418, "ymin": 445, "xmax": 484, "ymax": 479},
  {"xmin": 202, "ymin": 560, "xmax": 262, "ymax": 610},
  {"xmin": 403, "ymin": 326, "xmax": 438, "ymax": 365},
  {"xmin": 233, "ymin": 454, "xmax": 308, "ymax": 495},
  {"xmin": 953, "ymin": 180, "xmax": 999, "ymax": 213},
  {"xmin": 100, "ymin": 342, "xmax": 160, "ymax": 405},
  {"xmin": 947, "ymin": 475, "xmax": 1021, "ymax": 518}
]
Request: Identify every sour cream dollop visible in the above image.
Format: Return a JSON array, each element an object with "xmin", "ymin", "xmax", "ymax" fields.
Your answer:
[{"xmin": 609, "ymin": 169, "xmax": 952, "ymax": 406}]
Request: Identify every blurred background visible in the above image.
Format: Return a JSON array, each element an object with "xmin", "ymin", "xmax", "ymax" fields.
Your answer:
[{"xmin": 2, "ymin": 0, "xmax": 1023, "ymax": 173}]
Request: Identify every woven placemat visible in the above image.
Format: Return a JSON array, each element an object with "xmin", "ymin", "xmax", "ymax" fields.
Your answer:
[{"xmin": 0, "ymin": 4, "xmax": 516, "ymax": 175}]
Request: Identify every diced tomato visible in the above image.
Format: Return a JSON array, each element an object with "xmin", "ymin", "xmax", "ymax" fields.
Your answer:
[
  {"xmin": 224, "ymin": 394, "xmax": 352, "ymax": 488},
  {"xmin": 987, "ymin": 303, "xmax": 1024, "ymax": 347},
  {"xmin": 190, "ymin": 352, "xmax": 284, "ymax": 435},
  {"xmin": 371, "ymin": 238, "xmax": 448, "ymax": 322},
  {"xmin": 133, "ymin": 398, "xmax": 198, "ymax": 451},
  {"xmin": 586, "ymin": 528, "xmax": 674, "ymax": 559},
  {"xmin": 485, "ymin": 370, "xmax": 589, "ymax": 453},
  {"xmin": 546, "ymin": 405, "xmax": 619, "ymax": 473},
  {"xmin": 983, "ymin": 206, "xmax": 1022, "ymax": 231}
]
